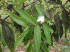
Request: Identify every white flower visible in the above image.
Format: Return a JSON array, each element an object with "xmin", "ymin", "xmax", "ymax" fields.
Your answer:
[{"xmin": 37, "ymin": 16, "xmax": 45, "ymax": 22}]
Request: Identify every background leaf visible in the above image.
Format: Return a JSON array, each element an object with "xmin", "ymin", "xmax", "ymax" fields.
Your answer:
[
  {"xmin": 18, "ymin": 0, "xmax": 27, "ymax": 5},
  {"xmin": 54, "ymin": 14, "xmax": 63, "ymax": 38},
  {"xmin": 62, "ymin": 7, "xmax": 69, "ymax": 31},
  {"xmin": 2, "ymin": 21, "xmax": 15, "ymax": 52}
]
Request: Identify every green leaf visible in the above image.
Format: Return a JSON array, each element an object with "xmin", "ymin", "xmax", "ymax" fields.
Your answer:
[
  {"xmin": 0, "ymin": 44, "xmax": 2, "ymax": 52},
  {"xmin": 62, "ymin": 7, "xmax": 69, "ymax": 31},
  {"xmin": 1, "ymin": 33, "xmax": 6, "ymax": 46},
  {"xmin": 0, "ymin": 28, "xmax": 6, "ymax": 46},
  {"xmin": 24, "ymin": 26, "xmax": 34, "ymax": 46},
  {"xmin": 42, "ymin": 23, "xmax": 51, "ymax": 45},
  {"xmin": 26, "ymin": 42, "xmax": 33, "ymax": 52},
  {"xmin": 35, "ymin": 4, "xmax": 44, "ymax": 16},
  {"xmin": 54, "ymin": 14, "xmax": 63, "ymax": 38},
  {"xmin": 8, "ymin": 2, "xmax": 17, "ymax": 5},
  {"xmin": 0, "ymin": 0, "xmax": 5, "ymax": 6},
  {"xmin": 1, "ymin": 21, "xmax": 15, "ymax": 52},
  {"xmin": 15, "ymin": 8, "xmax": 37, "ymax": 25},
  {"xmin": 41, "ymin": 42, "xmax": 49, "ymax": 52},
  {"xmin": 18, "ymin": 0, "xmax": 27, "ymax": 5},
  {"xmin": 34, "ymin": 25, "xmax": 41, "ymax": 52},
  {"xmin": 14, "ymin": 26, "xmax": 29, "ymax": 48},
  {"xmin": 41, "ymin": 34, "xmax": 46, "ymax": 42},
  {"xmin": 8, "ymin": 11, "xmax": 29, "ymax": 27}
]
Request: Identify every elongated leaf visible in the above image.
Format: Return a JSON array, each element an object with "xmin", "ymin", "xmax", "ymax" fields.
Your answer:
[
  {"xmin": 62, "ymin": 7, "xmax": 69, "ymax": 31},
  {"xmin": 1, "ymin": 33, "xmax": 6, "ymax": 46},
  {"xmin": 41, "ymin": 42, "xmax": 49, "ymax": 52},
  {"xmin": 43, "ymin": 9, "xmax": 50, "ymax": 19},
  {"xmin": 1, "ymin": 21, "xmax": 15, "ymax": 52},
  {"xmin": 8, "ymin": 11, "xmax": 29, "ymax": 26},
  {"xmin": 26, "ymin": 42, "xmax": 33, "ymax": 52},
  {"xmin": 34, "ymin": 25, "xmax": 41, "ymax": 52},
  {"xmin": 0, "ymin": 28, "xmax": 6, "ymax": 46},
  {"xmin": 14, "ymin": 27, "xmax": 29, "ymax": 48},
  {"xmin": 42, "ymin": 23, "xmax": 51, "ymax": 45},
  {"xmin": 35, "ymin": 4, "xmax": 44, "ymax": 16},
  {"xmin": 41, "ymin": 34, "xmax": 46, "ymax": 42},
  {"xmin": 24, "ymin": 26, "xmax": 34, "ymax": 46},
  {"xmin": 54, "ymin": 14, "xmax": 63, "ymax": 38},
  {"xmin": 15, "ymin": 8, "xmax": 37, "ymax": 25}
]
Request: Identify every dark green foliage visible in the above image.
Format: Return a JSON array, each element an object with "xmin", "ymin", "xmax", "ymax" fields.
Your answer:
[
  {"xmin": 7, "ymin": 5, "xmax": 13, "ymax": 11},
  {"xmin": 0, "ymin": 6, "xmax": 1, "ymax": 10},
  {"xmin": 50, "ymin": 0, "xmax": 62, "ymax": 4},
  {"xmin": 14, "ymin": 22, "xmax": 23, "ymax": 33},
  {"xmin": 41, "ymin": 33, "xmax": 49, "ymax": 48},
  {"xmin": 40, "ymin": 42, "xmax": 49, "ymax": 52},
  {"xmin": 26, "ymin": 42, "xmax": 33, "ymax": 52},
  {"xmin": 54, "ymin": 14, "xmax": 63, "ymax": 38},
  {"xmin": 68, "ymin": 0, "xmax": 70, "ymax": 1},
  {"xmin": 24, "ymin": 26, "xmax": 34, "ymax": 46},
  {"xmin": 69, "ymin": 24, "xmax": 70, "ymax": 33},
  {"xmin": 14, "ymin": 11, "xmax": 23, "ymax": 33},
  {"xmin": 51, "ymin": 24, "xmax": 59, "ymax": 42},
  {"xmin": 0, "ymin": 34, "xmax": 1, "ymax": 41},
  {"xmin": 62, "ymin": 7, "xmax": 69, "ymax": 31},
  {"xmin": 1, "ymin": 21, "xmax": 15, "ymax": 52},
  {"xmin": 0, "ymin": 45, "xmax": 2, "ymax": 52}
]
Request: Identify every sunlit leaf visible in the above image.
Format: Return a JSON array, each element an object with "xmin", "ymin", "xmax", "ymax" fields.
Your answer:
[
  {"xmin": 15, "ymin": 8, "xmax": 37, "ymax": 25},
  {"xmin": 34, "ymin": 25, "xmax": 41, "ymax": 52},
  {"xmin": 8, "ymin": 11, "xmax": 29, "ymax": 27},
  {"xmin": 35, "ymin": 4, "xmax": 44, "ymax": 16}
]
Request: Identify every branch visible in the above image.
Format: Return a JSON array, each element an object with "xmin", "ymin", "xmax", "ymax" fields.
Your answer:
[
  {"xmin": 51, "ymin": 0, "xmax": 69, "ymax": 19},
  {"xmin": 22, "ymin": 0, "xmax": 37, "ymax": 10}
]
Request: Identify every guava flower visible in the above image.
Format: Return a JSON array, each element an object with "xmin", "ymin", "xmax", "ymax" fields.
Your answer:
[{"xmin": 37, "ymin": 16, "xmax": 45, "ymax": 22}]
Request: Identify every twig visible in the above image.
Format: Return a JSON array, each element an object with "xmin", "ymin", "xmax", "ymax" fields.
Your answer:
[
  {"xmin": 51, "ymin": 0, "xmax": 69, "ymax": 19},
  {"xmin": 0, "ymin": 18, "xmax": 11, "ymax": 24},
  {"xmin": 2, "ymin": 15, "xmax": 9, "ymax": 21},
  {"xmin": 22, "ymin": 0, "xmax": 37, "ymax": 10}
]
